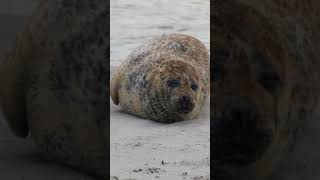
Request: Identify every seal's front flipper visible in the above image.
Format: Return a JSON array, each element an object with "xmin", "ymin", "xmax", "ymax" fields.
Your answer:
[
  {"xmin": 110, "ymin": 64, "xmax": 125, "ymax": 105},
  {"xmin": 0, "ymin": 58, "xmax": 29, "ymax": 138},
  {"xmin": 0, "ymin": 92, "xmax": 28, "ymax": 138},
  {"xmin": 0, "ymin": 34, "xmax": 30, "ymax": 138}
]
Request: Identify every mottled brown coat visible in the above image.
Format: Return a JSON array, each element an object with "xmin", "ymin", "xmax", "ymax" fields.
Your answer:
[{"xmin": 111, "ymin": 34, "xmax": 209, "ymax": 122}]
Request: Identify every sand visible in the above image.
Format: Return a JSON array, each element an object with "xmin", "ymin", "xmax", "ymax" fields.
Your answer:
[{"xmin": 110, "ymin": 98, "xmax": 210, "ymax": 180}]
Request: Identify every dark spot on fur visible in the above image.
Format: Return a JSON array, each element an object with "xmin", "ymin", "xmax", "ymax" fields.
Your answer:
[
  {"xmin": 49, "ymin": 10, "xmax": 108, "ymax": 104},
  {"xmin": 128, "ymin": 71, "xmax": 147, "ymax": 90},
  {"xmin": 128, "ymin": 46, "xmax": 151, "ymax": 64},
  {"xmin": 167, "ymin": 41, "xmax": 188, "ymax": 52}
]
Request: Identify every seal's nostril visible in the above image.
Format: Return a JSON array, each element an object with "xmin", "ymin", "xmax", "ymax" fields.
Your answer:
[
  {"xmin": 178, "ymin": 96, "xmax": 194, "ymax": 113},
  {"xmin": 180, "ymin": 95, "xmax": 191, "ymax": 103},
  {"xmin": 229, "ymin": 105, "xmax": 258, "ymax": 128}
]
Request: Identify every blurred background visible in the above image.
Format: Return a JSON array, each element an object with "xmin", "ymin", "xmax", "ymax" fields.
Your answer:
[
  {"xmin": 110, "ymin": 0, "xmax": 210, "ymax": 66},
  {"xmin": 0, "ymin": 0, "xmax": 37, "ymax": 52},
  {"xmin": 0, "ymin": 1, "xmax": 101, "ymax": 179}
]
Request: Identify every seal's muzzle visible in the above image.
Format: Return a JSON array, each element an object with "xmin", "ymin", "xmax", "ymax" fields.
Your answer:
[
  {"xmin": 178, "ymin": 95, "xmax": 194, "ymax": 113},
  {"xmin": 212, "ymin": 98, "xmax": 273, "ymax": 165}
]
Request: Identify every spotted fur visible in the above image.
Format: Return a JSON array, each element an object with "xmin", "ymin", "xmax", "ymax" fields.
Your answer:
[{"xmin": 111, "ymin": 34, "xmax": 209, "ymax": 123}]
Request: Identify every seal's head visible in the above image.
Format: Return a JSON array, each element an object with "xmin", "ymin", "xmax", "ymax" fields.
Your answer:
[{"xmin": 146, "ymin": 59, "xmax": 204, "ymax": 123}]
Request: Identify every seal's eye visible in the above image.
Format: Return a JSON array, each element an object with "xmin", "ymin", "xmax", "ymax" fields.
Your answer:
[
  {"xmin": 191, "ymin": 83, "xmax": 198, "ymax": 91},
  {"xmin": 167, "ymin": 79, "xmax": 180, "ymax": 88},
  {"xmin": 257, "ymin": 71, "xmax": 280, "ymax": 93},
  {"xmin": 253, "ymin": 51, "xmax": 281, "ymax": 93}
]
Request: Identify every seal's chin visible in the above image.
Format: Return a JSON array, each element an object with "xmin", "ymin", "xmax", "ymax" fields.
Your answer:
[
  {"xmin": 178, "ymin": 109, "xmax": 193, "ymax": 114},
  {"xmin": 177, "ymin": 105, "xmax": 194, "ymax": 114}
]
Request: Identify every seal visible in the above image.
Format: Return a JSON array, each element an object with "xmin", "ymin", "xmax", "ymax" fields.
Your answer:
[
  {"xmin": 0, "ymin": 0, "xmax": 108, "ymax": 178},
  {"xmin": 212, "ymin": 0, "xmax": 320, "ymax": 179},
  {"xmin": 111, "ymin": 34, "xmax": 209, "ymax": 123}
]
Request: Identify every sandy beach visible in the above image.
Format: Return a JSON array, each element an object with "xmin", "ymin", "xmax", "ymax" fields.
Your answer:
[{"xmin": 110, "ymin": 98, "xmax": 210, "ymax": 180}]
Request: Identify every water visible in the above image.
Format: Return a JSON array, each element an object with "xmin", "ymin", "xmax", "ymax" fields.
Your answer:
[{"xmin": 110, "ymin": 0, "xmax": 210, "ymax": 66}]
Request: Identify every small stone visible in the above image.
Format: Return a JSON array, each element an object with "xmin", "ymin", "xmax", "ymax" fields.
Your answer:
[
  {"xmin": 161, "ymin": 160, "xmax": 167, "ymax": 165},
  {"xmin": 193, "ymin": 176, "xmax": 204, "ymax": 180},
  {"xmin": 133, "ymin": 168, "xmax": 143, "ymax": 172}
]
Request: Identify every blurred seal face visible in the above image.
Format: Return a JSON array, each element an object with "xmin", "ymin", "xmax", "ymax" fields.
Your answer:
[
  {"xmin": 148, "ymin": 60, "xmax": 201, "ymax": 121},
  {"xmin": 210, "ymin": 0, "xmax": 311, "ymax": 179},
  {"xmin": 213, "ymin": 1, "xmax": 319, "ymax": 180},
  {"xmin": 212, "ymin": 33, "xmax": 284, "ymax": 165}
]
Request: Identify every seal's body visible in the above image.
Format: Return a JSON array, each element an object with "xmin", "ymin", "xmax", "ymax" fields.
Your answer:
[
  {"xmin": 0, "ymin": 0, "xmax": 108, "ymax": 178},
  {"xmin": 111, "ymin": 34, "xmax": 209, "ymax": 123}
]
